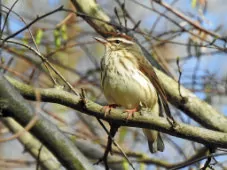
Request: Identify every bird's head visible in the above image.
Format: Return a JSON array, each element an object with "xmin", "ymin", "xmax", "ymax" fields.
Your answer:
[{"xmin": 94, "ymin": 36, "xmax": 141, "ymax": 53}]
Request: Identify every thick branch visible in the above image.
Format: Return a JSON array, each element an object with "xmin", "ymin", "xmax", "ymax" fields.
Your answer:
[
  {"xmin": 156, "ymin": 70, "xmax": 227, "ymax": 132},
  {"xmin": 6, "ymin": 76, "xmax": 227, "ymax": 148},
  {"xmin": 2, "ymin": 118, "xmax": 62, "ymax": 170},
  {"xmin": 0, "ymin": 75, "xmax": 93, "ymax": 170},
  {"xmin": 70, "ymin": 0, "xmax": 227, "ymax": 133},
  {"xmin": 70, "ymin": 0, "xmax": 115, "ymax": 36}
]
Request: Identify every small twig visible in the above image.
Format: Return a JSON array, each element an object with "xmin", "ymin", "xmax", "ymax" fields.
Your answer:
[
  {"xmin": 131, "ymin": 0, "xmax": 225, "ymax": 52},
  {"xmin": 150, "ymin": 0, "xmax": 180, "ymax": 34},
  {"xmin": 176, "ymin": 57, "xmax": 187, "ymax": 103},
  {"xmin": 95, "ymin": 119, "xmax": 135, "ymax": 170},
  {"xmin": 152, "ymin": 0, "xmax": 223, "ymax": 41},
  {"xmin": 2, "ymin": 57, "xmax": 14, "ymax": 74},
  {"xmin": 56, "ymin": 13, "xmax": 74, "ymax": 28},
  {"xmin": 2, "ymin": 6, "xmax": 64, "ymax": 44},
  {"xmin": 0, "ymin": 0, "xmax": 19, "ymax": 38},
  {"xmin": 94, "ymin": 123, "xmax": 119, "ymax": 170},
  {"xmin": 79, "ymin": 88, "xmax": 87, "ymax": 106},
  {"xmin": 132, "ymin": 20, "xmax": 141, "ymax": 31},
  {"xmin": 200, "ymin": 147, "xmax": 215, "ymax": 170},
  {"xmin": 2, "ymin": 40, "xmax": 80, "ymax": 95},
  {"xmin": 1, "ymin": 4, "xmax": 58, "ymax": 85},
  {"xmin": 114, "ymin": 7, "xmax": 122, "ymax": 27},
  {"xmin": 192, "ymin": 56, "xmax": 201, "ymax": 93},
  {"xmin": 121, "ymin": 2, "xmax": 127, "ymax": 29},
  {"xmin": 169, "ymin": 152, "xmax": 227, "ymax": 170},
  {"xmin": 36, "ymin": 145, "xmax": 43, "ymax": 170}
]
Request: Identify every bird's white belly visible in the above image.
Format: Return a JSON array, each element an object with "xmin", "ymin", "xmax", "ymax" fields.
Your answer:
[{"xmin": 103, "ymin": 69, "xmax": 157, "ymax": 109}]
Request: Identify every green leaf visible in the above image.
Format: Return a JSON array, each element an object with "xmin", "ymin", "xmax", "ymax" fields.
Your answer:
[
  {"xmin": 35, "ymin": 29, "xmax": 43, "ymax": 45},
  {"xmin": 191, "ymin": 0, "xmax": 197, "ymax": 8},
  {"xmin": 122, "ymin": 160, "xmax": 129, "ymax": 170},
  {"xmin": 22, "ymin": 37, "xmax": 28, "ymax": 45},
  {"xmin": 60, "ymin": 24, "xmax": 68, "ymax": 40},
  {"xmin": 54, "ymin": 29, "xmax": 61, "ymax": 48},
  {"xmin": 1, "ymin": 57, "xmax": 5, "ymax": 64}
]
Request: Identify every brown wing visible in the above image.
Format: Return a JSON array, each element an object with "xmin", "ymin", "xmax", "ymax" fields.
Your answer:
[{"xmin": 138, "ymin": 58, "xmax": 172, "ymax": 119}]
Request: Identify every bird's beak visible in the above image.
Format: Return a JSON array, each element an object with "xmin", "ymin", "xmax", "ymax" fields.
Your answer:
[{"xmin": 94, "ymin": 37, "xmax": 108, "ymax": 45}]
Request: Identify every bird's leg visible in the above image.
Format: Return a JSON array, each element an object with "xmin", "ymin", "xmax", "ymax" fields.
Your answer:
[
  {"xmin": 102, "ymin": 104, "xmax": 119, "ymax": 116},
  {"xmin": 124, "ymin": 108, "xmax": 138, "ymax": 120}
]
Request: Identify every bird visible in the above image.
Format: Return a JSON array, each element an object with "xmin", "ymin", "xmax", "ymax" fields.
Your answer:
[{"xmin": 94, "ymin": 34, "xmax": 171, "ymax": 153}]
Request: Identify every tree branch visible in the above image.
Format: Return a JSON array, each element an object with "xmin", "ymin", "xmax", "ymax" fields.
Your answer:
[
  {"xmin": 2, "ymin": 118, "xmax": 62, "ymax": 170},
  {"xmin": 0, "ymin": 75, "xmax": 93, "ymax": 170},
  {"xmin": 5, "ymin": 76, "xmax": 227, "ymax": 149}
]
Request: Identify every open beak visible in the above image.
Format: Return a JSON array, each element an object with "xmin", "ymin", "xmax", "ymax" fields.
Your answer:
[{"xmin": 94, "ymin": 37, "xmax": 108, "ymax": 45}]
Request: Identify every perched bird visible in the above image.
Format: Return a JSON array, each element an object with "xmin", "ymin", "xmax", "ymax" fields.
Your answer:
[{"xmin": 95, "ymin": 34, "xmax": 170, "ymax": 153}]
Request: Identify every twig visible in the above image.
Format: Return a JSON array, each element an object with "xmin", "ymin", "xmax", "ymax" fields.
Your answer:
[
  {"xmin": 150, "ymin": 0, "xmax": 180, "ymax": 34},
  {"xmin": 36, "ymin": 145, "xmax": 43, "ymax": 170},
  {"xmin": 95, "ymin": 123, "xmax": 119, "ymax": 170},
  {"xmin": 200, "ymin": 148, "xmax": 215, "ymax": 170},
  {"xmin": 0, "ymin": 0, "xmax": 19, "ymax": 38},
  {"xmin": 95, "ymin": 119, "xmax": 135, "ymax": 170},
  {"xmin": 152, "ymin": 0, "xmax": 225, "ymax": 41},
  {"xmin": 114, "ymin": 7, "xmax": 122, "ymax": 28},
  {"xmin": 121, "ymin": 2, "xmax": 127, "ymax": 29},
  {"xmin": 2, "ymin": 6, "xmax": 64, "ymax": 43},
  {"xmin": 170, "ymin": 152, "xmax": 227, "ymax": 170},
  {"xmin": 176, "ymin": 57, "xmax": 187, "ymax": 103},
  {"xmin": 2, "ymin": 39, "xmax": 80, "ymax": 95},
  {"xmin": 1, "ymin": 4, "xmax": 58, "ymax": 85}
]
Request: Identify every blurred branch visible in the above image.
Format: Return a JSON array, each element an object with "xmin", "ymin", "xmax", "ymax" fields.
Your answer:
[
  {"xmin": 6, "ymin": 76, "xmax": 227, "ymax": 149},
  {"xmin": 74, "ymin": 139, "xmax": 126, "ymax": 170},
  {"xmin": 2, "ymin": 118, "xmax": 62, "ymax": 170},
  {"xmin": 155, "ymin": 69, "xmax": 227, "ymax": 132},
  {"xmin": 0, "ymin": 74, "xmax": 93, "ymax": 170},
  {"xmin": 152, "ymin": 0, "xmax": 224, "ymax": 41},
  {"xmin": 170, "ymin": 152, "xmax": 227, "ymax": 170},
  {"xmin": 70, "ymin": 0, "xmax": 116, "ymax": 36},
  {"xmin": 0, "ymin": 0, "xmax": 19, "ymax": 38},
  {"xmin": 1, "ymin": 6, "xmax": 63, "ymax": 43},
  {"xmin": 110, "ymin": 147, "xmax": 209, "ymax": 169},
  {"xmin": 132, "ymin": 0, "xmax": 224, "ymax": 51},
  {"xmin": 2, "ymin": 39, "xmax": 80, "ymax": 95}
]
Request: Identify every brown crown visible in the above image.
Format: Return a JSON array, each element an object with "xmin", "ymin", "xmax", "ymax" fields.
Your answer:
[{"xmin": 104, "ymin": 32, "xmax": 134, "ymax": 41}]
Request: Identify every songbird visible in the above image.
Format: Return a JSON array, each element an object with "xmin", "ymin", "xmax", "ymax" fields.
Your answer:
[{"xmin": 95, "ymin": 35, "xmax": 171, "ymax": 153}]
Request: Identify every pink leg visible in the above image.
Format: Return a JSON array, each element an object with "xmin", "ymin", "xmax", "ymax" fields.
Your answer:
[
  {"xmin": 124, "ymin": 108, "xmax": 138, "ymax": 120},
  {"xmin": 102, "ymin": 104, "xmax": 119, "ymax": 116}
]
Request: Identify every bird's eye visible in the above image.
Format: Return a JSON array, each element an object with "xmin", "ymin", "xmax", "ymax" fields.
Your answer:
[{"xmin": 115, "ymin": 40, "xmax": 120, "ymax": 44}]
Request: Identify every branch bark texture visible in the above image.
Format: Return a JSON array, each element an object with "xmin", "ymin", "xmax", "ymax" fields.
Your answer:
[
  {"xmin": 0, "ymin": 75, "xmax": 93, "ymax": 170},
  {"xmin": 6, "ymin": 76, "xmax": 227, "ymax": 149}
]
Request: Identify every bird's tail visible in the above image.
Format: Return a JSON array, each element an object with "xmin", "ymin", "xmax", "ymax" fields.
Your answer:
[{"xmin": 143, "ymin": 129, "xmax": 164, "ymax": 153}]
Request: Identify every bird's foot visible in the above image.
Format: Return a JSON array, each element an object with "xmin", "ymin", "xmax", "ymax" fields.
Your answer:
[
  {"xmin": 102, "ymin": 104, "xmax": 119, "ymax": 116},
  {"xmin": 124, "ymin": 108, "xmax": 138, "ymax": 120}
]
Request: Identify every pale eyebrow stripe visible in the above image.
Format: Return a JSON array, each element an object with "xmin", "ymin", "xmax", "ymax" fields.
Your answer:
[{"xmin": 107, "ymin": 37, "xmax": 134, "ymax": 44}]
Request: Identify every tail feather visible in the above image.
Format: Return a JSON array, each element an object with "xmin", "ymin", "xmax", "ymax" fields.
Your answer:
[{"xmin": 143, "ymin": 129, "xmax": 164, "ymax": 153}]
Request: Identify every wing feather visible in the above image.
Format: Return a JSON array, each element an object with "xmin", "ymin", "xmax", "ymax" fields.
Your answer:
[{"xmin": 138, "ymin": 58, "xmax": 172, "ymax": 119}]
